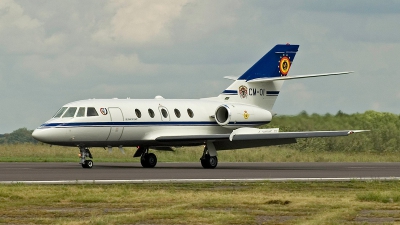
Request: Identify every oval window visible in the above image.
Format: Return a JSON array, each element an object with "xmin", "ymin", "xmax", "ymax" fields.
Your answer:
[
  {"xmin": 187, "ymin": 108, "xmax": 194, "ymax": 118},
  {"xmin": 174, "ymin": 109, "xmax": 181, "ymax": 118},
  {"xmin": 148, "ymin": 109, "xmax": 155, "ymax": 118},
  {"xmin": 135, "ymin": 109, "xmax": 141, "ymax": 118},
  {"xmin": 161, "ymin": 108, "xmax": 168, "ymax": 118}
]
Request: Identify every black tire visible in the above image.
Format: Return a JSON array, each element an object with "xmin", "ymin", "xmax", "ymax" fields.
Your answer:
[
  {"xmin": 82, "ymin": 160, "xmax": 93, "ymax": 169},
  {"xmin": 208, "ymin": 156, "xmax": 218, "ymax": 169},
  {"xmin": 86, "ymin": 160, "xmax": 93, "ymax": 168},
  {"xmin": 146, "ymin": 153, "xmax": 157, "ymax": 168},
  {"xmin": 201, "ymin": 158, "xmax": 209, "ymax": 168},
  {"xmin": 141, "ymin": 153, "xmax": 157, "ymax": 168},
  {"xmin": 201, "ymin": 155, "xmax": 218, "ymax": 169},
  {"xmin": 140, "ymin": 155, "xmax": 149, "ymax": 168}
]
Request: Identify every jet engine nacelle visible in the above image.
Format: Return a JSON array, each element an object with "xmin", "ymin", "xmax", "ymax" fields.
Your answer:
[{"xmin": 214, "ymin": 104, "xmax": 272, "ymax": 129}]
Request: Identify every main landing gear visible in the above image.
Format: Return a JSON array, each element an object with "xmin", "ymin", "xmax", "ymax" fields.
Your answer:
[
  {"xmin": 200, "ymin": 145, "xmax": 218, "ymax": 169},
  {"xmin": 134, "ymin": 146, "xmax": 158, "ymax": 168},
  {"xmin": 79, "ymin": 147, "xmax": 93, "ymax": 169}
]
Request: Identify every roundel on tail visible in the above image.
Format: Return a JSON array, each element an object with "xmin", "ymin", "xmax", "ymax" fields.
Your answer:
[
  {"xmin": 238, "ymin": 85, "xmax": 248, "ymax": 98},
  {"xmin": 279, "ymin": 56, "xmax": 290, "ymax": 76}
]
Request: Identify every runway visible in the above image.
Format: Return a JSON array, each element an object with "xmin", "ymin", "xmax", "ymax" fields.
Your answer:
[{"xmin": 1, "ymin": 162, "xmax": 400, "ymax": 184}]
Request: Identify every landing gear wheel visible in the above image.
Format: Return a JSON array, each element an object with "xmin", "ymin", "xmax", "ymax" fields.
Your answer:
[
  {"xmin": 82, "ymin": 160, "xmax": 93, "ymax": 169},
  {"xmin": 79, "ymin": 147, "xmax": 93, "ymax": 169},
  {"xmin": 201, "ymin": 154, "xmax": 218, "ymax": 169},
  {"xmin": 141, "ymin": 153, "xmax": 157, "ymax": 168}
]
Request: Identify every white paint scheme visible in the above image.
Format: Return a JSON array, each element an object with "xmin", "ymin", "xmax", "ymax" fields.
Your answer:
[
  {"xmin": 32, "ymin": 44, "xmax": 365, "ymax": 169},
  {"xmin": 33, "ymin": 98, "xmax": 272, "ymax": 147}
]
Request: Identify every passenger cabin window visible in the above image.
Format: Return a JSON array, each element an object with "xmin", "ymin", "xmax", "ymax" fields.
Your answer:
[
  {"xmin": 63, "ymin": 107, "xmax": 77, "ymax": 118},
  {"xmin": 135, "ymin": 109, "xmax": 141, "ymax": 118},
  {"xmin": 87, "ymin": 107, "xmax": 99, "ymax": 117},
  {"xmin": 148, "ymin": 109, "xmax": 155, "ymax": 118},
  {"xmin": 161, "ymin": 108, "xmax": 168, "ymax": 118},
  {"xmin": 174, "ymin": 109, "xmax": 181, "ymax": 118},
  {"xmin": 187, "ymin": 108, "xmax": 194, "ymax": 118},
  {"xmin": 53, "ymin": 107, "xmax": 67, "ymax": 118}
]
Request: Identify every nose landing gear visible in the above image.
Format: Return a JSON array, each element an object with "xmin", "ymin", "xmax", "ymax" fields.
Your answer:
[{"xmin": 79, "ymin": 147, "xmax": 93, "ymax": 169}]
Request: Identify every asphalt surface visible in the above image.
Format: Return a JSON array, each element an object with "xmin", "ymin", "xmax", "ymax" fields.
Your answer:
[{"xmin": 1, "ymin": 162, "xmax": 400, "ymax": 183}]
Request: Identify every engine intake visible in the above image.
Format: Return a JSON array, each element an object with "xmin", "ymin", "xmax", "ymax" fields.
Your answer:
[
  {"xmin": 215, "ymin": 106, "xmax": 230, "ymax": 126},
  {"xmin": 214, "ymin": 104, "xmax": 272, "ymax": 129}
]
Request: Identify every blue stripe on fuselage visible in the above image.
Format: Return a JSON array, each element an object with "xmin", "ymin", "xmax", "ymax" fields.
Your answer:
[{"xmin": 38, "ymin": 121, "xmax": 269, "ymax": 128}]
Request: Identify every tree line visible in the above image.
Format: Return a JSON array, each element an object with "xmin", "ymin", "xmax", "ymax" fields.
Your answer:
[
  {"xmin": 263, "ymin": 110, "xmax": 399, "ymax": 152},
  {"xmin": 0, "ymin": 128, "xmax": 37, "ymax": 144},
  {"xmin": 1, "ymin": 110, "xmax": 399, "ymax": 152}
]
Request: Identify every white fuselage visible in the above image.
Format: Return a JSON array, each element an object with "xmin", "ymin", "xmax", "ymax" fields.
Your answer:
[{"xmin": 32, "ymin": 97, "xmax": 272, "ymax": 147}]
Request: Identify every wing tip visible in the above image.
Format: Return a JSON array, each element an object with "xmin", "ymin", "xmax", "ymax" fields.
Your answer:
[{"xmin": 348, "ymin": 130, "xmax": 370, "ymax": 135}]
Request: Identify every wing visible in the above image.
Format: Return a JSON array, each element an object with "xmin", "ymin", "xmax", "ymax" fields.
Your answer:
[{"xmin": 155, "ymin": 128, "xmax": 368, "ymax": 150}]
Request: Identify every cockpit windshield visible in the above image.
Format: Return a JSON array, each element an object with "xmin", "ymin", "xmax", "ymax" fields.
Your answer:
[
  {"xmin": 52, "ymin": 107, "xmax": 99, "ymax": 118},
  {"xmin": 63, "ymin": 107, "xmax": 77, "ymax": 118},
  {"xmin": 53, "ymin": 107, "xmax": 68, "ymax": 118},
  {"xmin": 76, "ymin": 107, "xmax": 85, "ymax": 117}
]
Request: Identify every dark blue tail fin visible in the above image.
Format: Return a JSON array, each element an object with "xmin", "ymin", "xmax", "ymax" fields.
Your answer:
[{"xmin": 237, "ymin": 44, "xmax": 299, "ymax": 81}]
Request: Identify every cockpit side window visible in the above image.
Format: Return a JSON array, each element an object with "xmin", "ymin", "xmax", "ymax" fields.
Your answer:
[
  {"xmin": 76, "ymin": 107, "xmax": 85, "ymax": 117},
  {"xmin": 87, "ymin": 107, "xmax": 99, "ymax": 117},
  {"xmin": 53, "ymin": 107, "xmax": 68, "ymax": 118},
  {"xmin": 63, "ymin": 107, "xmax": 77, "ymax": 118}
]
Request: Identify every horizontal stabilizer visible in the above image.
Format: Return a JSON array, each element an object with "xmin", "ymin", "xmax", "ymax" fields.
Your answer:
[
  {"xmin": 224, "ymin": 76, "xmax": 239, "ymax": 81},
  {"xmin": 247, "ymin": 71, "xmax": 354, "ymax": 83}
]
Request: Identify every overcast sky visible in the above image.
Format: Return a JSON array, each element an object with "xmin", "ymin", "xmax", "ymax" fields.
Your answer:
[{"xmin": 0, "ymin": 0, "xmax": 399, "ymax": 133}]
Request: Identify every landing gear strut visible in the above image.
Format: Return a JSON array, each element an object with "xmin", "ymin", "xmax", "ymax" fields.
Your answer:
[
  {"xmin": 200, "ymin": 146, "xmax": 218, "ymax": 169},
  {"xmin": 79, "ymin": 147, "xmax": 93, "ymax": 169},
  {"xmin": 135, "ymin": 146, "xmax": 158, "ymax": 168}
]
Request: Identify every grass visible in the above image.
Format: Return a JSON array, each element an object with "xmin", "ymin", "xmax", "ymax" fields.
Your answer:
[
  {"xmin": 1, "ymin": 143, "xmax": 400, "ymax": 163},
  {"xmin": 0, "ymin": 181, "xmax": 400, "ymax": 224},
  {"xmin": 1, "ymin": 144, "xmax": 400, "ymax": 224}
]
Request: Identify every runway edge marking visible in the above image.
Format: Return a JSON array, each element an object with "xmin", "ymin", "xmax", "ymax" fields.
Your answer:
[{"xmin": 1, "ymin": 177, "xmax": 400, "ymax": 185}]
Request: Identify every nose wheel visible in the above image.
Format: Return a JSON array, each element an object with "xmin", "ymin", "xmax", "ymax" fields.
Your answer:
[
  {"xmin": 79, "ymin": 147, "xmax": 93, "ymax": 169},
  {"xmin": 82, "ymin": 160, "xmax": 93, "ymax": 168}
]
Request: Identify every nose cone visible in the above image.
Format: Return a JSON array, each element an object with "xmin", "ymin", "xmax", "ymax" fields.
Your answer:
[
  {"xmin": 32, "ymin": 126, "xmax": 69, "ymax": 145},
  {"xmin": 32, "ymin": 129, "xmax": 47, "ymax": 142}
]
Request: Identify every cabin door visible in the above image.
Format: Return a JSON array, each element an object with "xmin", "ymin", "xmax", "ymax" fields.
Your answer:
[{"xmin": 107, "ymin": 107, "xmax": 124, "ymax": 141}]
